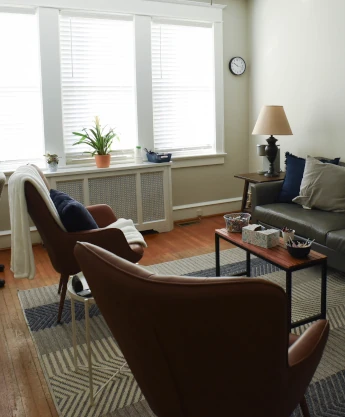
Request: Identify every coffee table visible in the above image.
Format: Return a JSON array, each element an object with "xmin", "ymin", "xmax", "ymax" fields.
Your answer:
[{"xmin": 215, "ymin": 229, "xmax": 327, "ymax": 329}]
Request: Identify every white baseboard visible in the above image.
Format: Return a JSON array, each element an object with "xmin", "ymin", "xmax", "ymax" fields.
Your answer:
[
  {"xmin": 0, "ymin": 197, "xmax": 242, "ymax": 249},
  {"xmin": 173, "ymin": 197, "xmax": 242, "ymax": 221},
  {"xmin": 0, "ymin": 227, "xmax": 41, "ymax": 250}
]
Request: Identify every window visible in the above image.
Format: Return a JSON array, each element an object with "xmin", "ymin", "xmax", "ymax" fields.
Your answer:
[
  {"xmin": 60, "ymin": 15, "xmax": 137, "ymax": 162},
  {"xmin": 0, "ymin": 3, "xmax": 224, "ymax": 171},
  {"xmin": 0, "ymin": 11, "xmax": 44, "ymax": 165},
  {"xmin": 151, "ymin": 21, "xmax": 216, "ymax": 156}
]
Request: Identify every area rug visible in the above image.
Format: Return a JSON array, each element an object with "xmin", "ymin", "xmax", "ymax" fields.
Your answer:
[{"xmin": 18, "ymin": 247, "xmax": 345, "ymax": 417}]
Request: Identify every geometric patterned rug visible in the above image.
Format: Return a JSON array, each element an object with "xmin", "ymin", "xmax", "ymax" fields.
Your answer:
[{"xmin": 18, "ymin": 247, "xmax": 345, "ymax": 417}]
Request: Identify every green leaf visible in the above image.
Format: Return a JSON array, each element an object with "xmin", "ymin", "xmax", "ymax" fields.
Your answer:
[
  {"xmin": 72, "ymin": 132, "xmax": 88, "ymax": 138},
  {"xmin": 72, "ymin": 117, "xmax": 119, "ymax": 155}
]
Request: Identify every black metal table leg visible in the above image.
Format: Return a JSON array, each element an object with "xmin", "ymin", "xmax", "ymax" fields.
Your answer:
[
  {"xmin": 286, "ymin": 271, "xmax": 292, "ymax": 330},
  {"xmin": 321, "ymin": 260, "xmax": 327, "ymax": 319},
  {"xmin": 215, "ymin": 234, "xmax": 220, "ymax": 277},
  {"xmin": 246, "ymin": 251, "xmax": 251, "ymax": 277}
]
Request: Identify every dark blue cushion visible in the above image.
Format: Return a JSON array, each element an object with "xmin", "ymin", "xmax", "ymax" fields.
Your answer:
[
  {"xmin": 50, "ymin": 189, "xmax": 98, "ymax": 232},
  {"xmin": 278, "ymin": 153, "xmax": 341, "ymax": 203},
  {"xmin": 318, "ymin": 157, "xmax": 341, "ymax": 164}
]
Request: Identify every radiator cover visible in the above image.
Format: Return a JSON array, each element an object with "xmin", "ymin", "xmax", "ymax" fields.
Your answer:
[{"xmin": 48, "ymin": 163, "xmax": 173, "ymax": 233}]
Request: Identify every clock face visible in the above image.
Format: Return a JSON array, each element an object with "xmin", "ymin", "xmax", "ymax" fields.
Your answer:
[{"xmin": 229, "ymin": 57, "xmax": 246, "ymax": 76}]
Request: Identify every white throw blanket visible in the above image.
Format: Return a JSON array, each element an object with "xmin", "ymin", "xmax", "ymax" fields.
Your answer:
[
  {"xmin": 9, "ymin": 165, "xmax": 66, "ymax": 279},
  {"xmin": 107, "ymin": 218, "xmax": 148, "ymax": 248}
]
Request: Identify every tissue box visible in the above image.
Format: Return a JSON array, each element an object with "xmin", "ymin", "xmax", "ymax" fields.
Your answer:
[
  {"xmin": 242, "ymin": 224, "xmax": 261, "ymax": 243},
  {"xmin": 252, "ymin": 229, "xmax": 280, "ymax": 248},
  {"xmin": 242, "ymin": 224, "xmax": 280, "ymax": 248}
]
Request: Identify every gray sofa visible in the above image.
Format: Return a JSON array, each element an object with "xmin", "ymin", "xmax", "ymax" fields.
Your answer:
[{"xmin": 251, "ymin": 180, "xmax": 345, "ymax": 272}]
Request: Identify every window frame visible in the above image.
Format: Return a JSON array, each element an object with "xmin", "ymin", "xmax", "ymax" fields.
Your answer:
[
  {"xmin": 0, "ymin": 7, "xmax": 45, "ymax": 169},
  {"xmin": 59, "ymin": 13, "xmax": 138, "ymax": 164},
  {"xmin": 0, "ymin": 1, "xmax": 225, "ymax": 171},
  {"xmin": 151, "ymin": 19, "xmax": 217, "ymax": 156},
  {"xmin": 133, "ymin": 14, "xmax": 225, "ymax": 168}
]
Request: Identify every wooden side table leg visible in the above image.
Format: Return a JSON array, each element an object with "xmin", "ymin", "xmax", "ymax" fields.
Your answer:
[{"xmin": 241, "ymin": 180, "xmax": 249, "ymax": 212}]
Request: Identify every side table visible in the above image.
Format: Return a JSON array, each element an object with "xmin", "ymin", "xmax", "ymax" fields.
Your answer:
[
  {"xmin": 68, "ymin": 275, "xmax": 127, "ymax": 406},
  {"xmin": 234, "ymin": 172, "xmax": 285, "ymax": 212}
]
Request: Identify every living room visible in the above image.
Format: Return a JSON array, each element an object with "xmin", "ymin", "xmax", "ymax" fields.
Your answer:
[{"xmin": 0, "ymin": 0, "xmax": 343, "ymax": 416}]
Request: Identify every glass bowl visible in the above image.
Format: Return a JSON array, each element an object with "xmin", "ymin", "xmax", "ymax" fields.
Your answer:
[{"xmin": 224, "ymin": 213, "xmax": 251, "ymax": 233}]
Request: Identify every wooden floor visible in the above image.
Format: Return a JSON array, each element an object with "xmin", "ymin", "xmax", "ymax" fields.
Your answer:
[{"xmin": 0, "ymin": 215, "xmax": 231, "ymax": 417}]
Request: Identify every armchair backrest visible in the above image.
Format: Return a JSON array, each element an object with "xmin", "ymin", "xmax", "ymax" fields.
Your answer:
[
  {"xmin": 25, "ymin": 181, "xmax": 80, "ymax": 274},
  {"xmin": 0, "ymin": 172, "xmax": 5, "ymax": 198},
  {"xmin": 75, "ymin": 242, "xmax": 290, "ymax": 417},
  {"xmin": 24, "ymin": 165, "xmax": 80, "ymax": 274}
]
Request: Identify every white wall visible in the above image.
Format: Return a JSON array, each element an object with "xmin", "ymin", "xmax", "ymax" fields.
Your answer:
[
  {"xmin": 248, "ymin": 0, "xmax": 345, "ymax": 172},
  {"xmin": 173, "ymin": 0, "xmax": 249, "ymax": 208}
]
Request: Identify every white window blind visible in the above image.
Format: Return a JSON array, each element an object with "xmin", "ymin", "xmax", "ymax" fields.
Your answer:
[
  {"xmin": 60, "ymin": 14, "xmax": 137, "ymax": 162},
  {"xmin": 0, "ymin": 11, "xmax": 45, "ymax": 165},
  {"xmin": 151, "ymin": 20, "xmax": 216, "ymax": 155}
]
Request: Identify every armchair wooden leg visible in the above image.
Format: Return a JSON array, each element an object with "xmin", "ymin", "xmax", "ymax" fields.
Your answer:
[
  {"xmin": 58, "ymin": 276, "xmax": 63, "ymax": 295},
  {"xmin": 57, "ymin": 274, "xmax": 68, "ymax": 323},
  {"xmin": 300, "ymin": 396, "xmax": 311, "ymax": 417}
]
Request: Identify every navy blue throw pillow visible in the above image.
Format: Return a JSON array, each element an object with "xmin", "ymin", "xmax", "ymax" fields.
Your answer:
[
  {"xmin": 50, "ymin": 189, "xmax": 98, "ymax": 232},
  {"xmin": 278, "ymin": 153, "xmax": 306, "ymax": 203},
  {"xmin": 278, "ymin": 153, "xmax": 341, "ymax": 203},
  {"xmin": 318, "ymin": 157, "xmax": 341, "ymax": 164}
]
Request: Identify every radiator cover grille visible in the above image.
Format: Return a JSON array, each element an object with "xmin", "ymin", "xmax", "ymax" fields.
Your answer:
[
  {"xmin": 56, "ymin": 179, "xmax": 84, "ymax": 204},
  {"xmin": 141, "ymin": 172, "xmax": 165, "ymax": 222},
  {"xmin": 88, "ymin": 175, "xmax": 138, "ymax": 223},
  {"xmin": 49, "ymin": 165, "xmax": 172, "ymax": 233}
]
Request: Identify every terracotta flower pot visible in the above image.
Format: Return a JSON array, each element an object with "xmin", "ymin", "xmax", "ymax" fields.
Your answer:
[{"xmin": 95, "ymin": 154, "xmax": 111, "ymax": 168}]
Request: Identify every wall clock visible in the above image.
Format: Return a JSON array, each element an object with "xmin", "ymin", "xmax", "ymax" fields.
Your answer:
[{"xmin": 229, "ymin": 57, "xmax": 246, "ymax": 76}]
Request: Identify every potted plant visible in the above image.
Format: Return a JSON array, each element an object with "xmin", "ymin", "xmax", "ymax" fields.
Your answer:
[
  {"xmin": 72, "ymin": 116, "xmax": 119, "ymax": 168},
  {"xmin": 44, "ymin": 153, "xmax": 60, "ymax": 172}
]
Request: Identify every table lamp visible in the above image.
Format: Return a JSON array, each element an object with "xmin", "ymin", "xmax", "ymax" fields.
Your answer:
[{"xmin": 252, "ymin": 105, "xmax": 293, "ymax": 177}]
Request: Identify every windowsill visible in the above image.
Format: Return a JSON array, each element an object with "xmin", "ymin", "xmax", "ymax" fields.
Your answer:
[
  {"xmin": 0, "ymin": 161, "xmax": 170, "ymax": 178},
  {"xmin": 1, "ymin": 153, "xmax": 226, "ymax": 179},
  {"xmin": 171, "ymin": 152, "xmax": 226, "ymax": 168},
  {"xmin": 44, "ymin": 161, "xmax": 173, "ymax": 177}
]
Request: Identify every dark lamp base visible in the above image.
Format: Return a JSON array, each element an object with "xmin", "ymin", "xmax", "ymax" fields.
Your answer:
[
  {"xmin": 264, "ymin": 171, "xmax": 280, "ymax": 178},
  {"xmin": 265, "ymin": 135, "xmax": 279, "ymax": 178}
]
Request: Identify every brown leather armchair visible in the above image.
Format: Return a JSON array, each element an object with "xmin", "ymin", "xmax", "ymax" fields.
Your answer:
[
  {"xmin": 0, "ymin": 172, "xmax": 5, "ymax": 197},
  {"xmin": 25, "ymin": 166, "xmax": 144, "ymax": 323},
  {"xmin": 74, "ymin": 241, "xmax": 329, "ymax": 417}
]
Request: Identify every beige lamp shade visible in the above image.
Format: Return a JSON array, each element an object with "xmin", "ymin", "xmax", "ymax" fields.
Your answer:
[{"xmin": 252, "ymin": 105, "xmax": 293, "ymax": 135}]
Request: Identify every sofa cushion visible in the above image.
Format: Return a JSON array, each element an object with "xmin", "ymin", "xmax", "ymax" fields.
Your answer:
[
  {"xmin": 293, "ymin": 157, "xmax": 345, "ymax": 212},
  {"xmin": 278, "ymin": 153, "xmax": 306, "ymax": 203},
  {"xmin": 50, "ymin": 189, "xmax": 98, "ymax": 232},
  {"xmin": 278, "ymin": 153, "xmax": 340, "ymax": 203},
  {"xmin": 254, "ymin": 203, "xmax": 345, "ymax": 245},
  {"xmin": 326, "ymin": 230, "xmax": 345, "ymax": 255}
]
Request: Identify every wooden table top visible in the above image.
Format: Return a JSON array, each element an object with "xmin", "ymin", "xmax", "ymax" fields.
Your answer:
[
  {"xmin": 234, "ymin": 172, "xmax": 285, "ymax": 183},
  {"xmin": 215, "ymin": 229, "xmax": 327, "ymax": 271}
]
